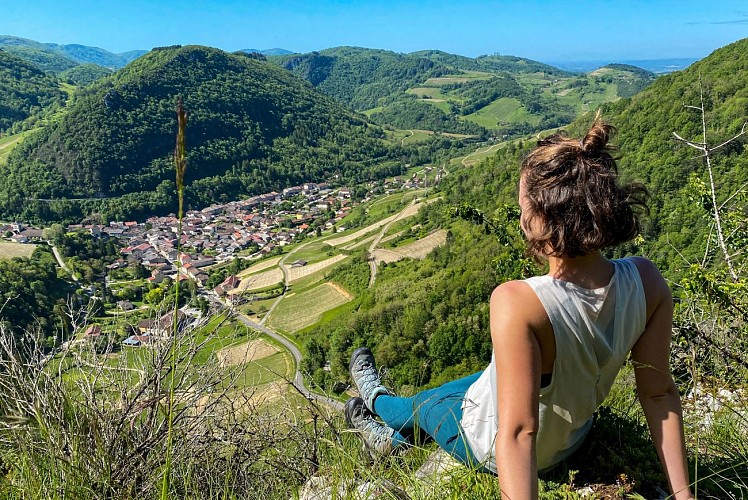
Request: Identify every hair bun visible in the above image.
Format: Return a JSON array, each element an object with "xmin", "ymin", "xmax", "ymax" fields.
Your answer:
[{"xmin": 580, "ymin": 115, "xmax": 615, "ymax": 154}]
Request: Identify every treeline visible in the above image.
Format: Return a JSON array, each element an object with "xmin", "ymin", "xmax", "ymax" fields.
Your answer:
[
  {"xmin": 59, "ymin": 63, "xmax": 112, "ymax": 86},
  {"xmin": 410, "ymin": 50, "xmax": 571, "ymax": 76},
  {"xmin": 442, "ymin": 74, "xmax": 524, "ymax": 115},
  {"xmin": 369, "ymin": 99, "xmax": 487, "ymax": 137}
]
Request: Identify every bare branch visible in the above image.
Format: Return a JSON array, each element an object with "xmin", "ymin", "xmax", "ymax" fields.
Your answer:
[
  {"xmin": 708, "ymin": 122, "xmax": 747, "ymax": 153},
  {"xmin": 672, "ymin": 131, "xmax": 707, "ymax": 150}
]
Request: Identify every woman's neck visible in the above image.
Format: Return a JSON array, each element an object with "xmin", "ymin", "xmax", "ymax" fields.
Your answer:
[{"xmin": 546, "ymin": 251, "xmax": 614, "ymax": 289}]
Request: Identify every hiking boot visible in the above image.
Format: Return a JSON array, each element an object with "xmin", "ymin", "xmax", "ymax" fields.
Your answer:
[
  {"xmin": 349, "ymin": 347, "xmax": 392, "ymax": 413},
  {"xmin": 345, "ymin": 397, "xmax": 395, "ymax": 458}
]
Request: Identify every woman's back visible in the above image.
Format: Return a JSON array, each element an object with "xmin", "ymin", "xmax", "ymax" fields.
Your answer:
[{"xmin": 462, "ymin": 257, "xmax": 647, "ymax": 471}]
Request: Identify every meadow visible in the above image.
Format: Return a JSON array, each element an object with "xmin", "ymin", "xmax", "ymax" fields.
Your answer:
[{"xmin": 0, "ymin": 241, "xmax": 37, "ymax": 259}]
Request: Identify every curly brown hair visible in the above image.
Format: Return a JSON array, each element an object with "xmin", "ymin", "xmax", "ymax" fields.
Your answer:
[{"xmin": 520, "ymin": 116, "xmax": 648, "ymax": 259}]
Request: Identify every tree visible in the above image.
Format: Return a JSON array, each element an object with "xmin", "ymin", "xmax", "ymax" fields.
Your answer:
[
  {"xmin": 673, "ymin": 77, "xmax": 747, "ymax": 281},
  {"xmin": 144, "ymin": 287, "xmax": 165, "ymax": 305}
]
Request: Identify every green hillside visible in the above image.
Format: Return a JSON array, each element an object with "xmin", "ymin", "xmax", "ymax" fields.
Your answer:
[
  {"xmin": 306, "ymin": 38, "xmax": 748, "ymax": 394},
  {"xmin": 0, "ymin": 45, "xmax": 398, "ymax": 222},
  {"xmin": 59, "ymin": 63, "xmax": 113, "ymax": 86},
  {"xmin": 273, "ymin": 46, "xmax": 450, "ymax": 110},
  {"xmin": 595, "ymin": 39, "xmax": 748, "ymax": 274},
  {"xmin": 46, "ymin": 43, "xmax": 147, "ymax": 69},
  {"xmin": 0, "ymin": 50, "xmax": 67, "ymax": 133},
  {"xmin": 0, "ymin": 35, "xmax": 79, "ymax": 73},
  {"xmin": 275, "ymin": 47, "xmax": 655, "ymax": 137},
  {"xmin": 411, "ymin": 49, "xmax": 571, "ymax": 76}
]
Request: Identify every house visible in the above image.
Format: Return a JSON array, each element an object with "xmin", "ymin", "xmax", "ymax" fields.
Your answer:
[
  {"xmin": 117, "ymin": 301, "xmax": 135, "ymax": 311},
  {"xmin": 221, "ymin": 275, "xmax": 241, "ymax": 289},
  {"xmin": 84, "ymin": 325, "xmax": 102, "ymax": 337},
  {"xmin": 18, "ymin": 227, "xmax": 44, "ymax": 241},
  {"xmin": 123, "ymin": 335, "xmax": 152, "ymax": 347},
  {"xmin": 290, "ymin": 259, "xmax": 307, "ymax": 268},
  {"xmin": 137, "ymin": 310, "xmax": 188, "ymax": 337},
  {"xmin": 147, "ymin": 270, "xmax": 165, "ymax": 284}
]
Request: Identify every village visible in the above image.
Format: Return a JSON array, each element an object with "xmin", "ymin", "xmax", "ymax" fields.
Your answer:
[{"xmin": 1, "ymin": 172, "xmax": 436, "ymax": 347}]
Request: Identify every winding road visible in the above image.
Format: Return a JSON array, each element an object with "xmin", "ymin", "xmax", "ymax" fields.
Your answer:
[{"xmin": 236, "ymin": 313, "xmax": 344, "ymax": 411}]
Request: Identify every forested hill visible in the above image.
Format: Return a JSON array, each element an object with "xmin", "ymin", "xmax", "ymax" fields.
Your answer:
[
  {"xmin": 272, "ymin": 47, "xmax": 656, "ymax": 137},
  {"xmin": 409, "ymin": 49, "xmax": 570, "ymax": 76},
  {"xmin": 0, "ymin": 45, "xmax": 396, "ymax": 223},
  {"xmin": 273, "ymin": 46, "xmax": 450, "ymax": 110},
  {"xmin": 0, "ymin": 50, "xmax": 67, "ymax": 133},
  {"xmin": 593, "ymin": 37, "xmax": 748, "ymax": 273}
]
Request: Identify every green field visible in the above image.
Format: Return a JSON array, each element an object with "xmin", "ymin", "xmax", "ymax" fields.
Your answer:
[
  {"xmin": 462, "ymin": 97, "xmax": 539, "ymax": 129},
  {"xmin": 0, "ymin": 241, "xmax": 37, "ymax": 259},
  {"xmin": 361, "ymin": 106, "xmax": 384, "ymax": 117},
  {"xmin": 287, "ymin": 240, "xmax": 341, "ymax": 265},
  {"xmin": 235, "ymin": 350, "xmax": 293, "ymax": 387},
  {"xmin": 268, "ymin": 283, "xmax": 352, "ymax": 334},
  {"xmin": 0, "ymin": 130, "xmax": 35, "ymax": 165},
  {"xmin": 406, "ymin": 87, "xmax": 450, "ymax": 99}
]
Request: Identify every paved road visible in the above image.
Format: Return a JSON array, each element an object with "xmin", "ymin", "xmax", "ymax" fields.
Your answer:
[
  {"xmin": 236, "ymin": 313, "xmax": 345, "ymax": 411},
  {"xmin": 51, "ymin": 244, "xmax": 78, "ymax": 282},
  {"xmin": 461, "ymin": 142, "xmax": 503, "ymax": 167},
  {"xmin": 202, "ymin": 288, "xmax": 344, "ymax": 411}
]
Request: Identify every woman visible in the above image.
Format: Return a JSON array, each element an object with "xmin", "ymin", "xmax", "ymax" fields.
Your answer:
[{"xmin": 345, "ymin": 117, "xmax": 693, "ymax": 499}]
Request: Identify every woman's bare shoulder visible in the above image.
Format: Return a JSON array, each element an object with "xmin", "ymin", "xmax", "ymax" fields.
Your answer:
[
  {"xmin": 490, "ymin": 280, "xmax": 548, "ymax": 330},
  {"xmin": 626, "ymin": 256, "xmax": 671, "ymax": 318}
]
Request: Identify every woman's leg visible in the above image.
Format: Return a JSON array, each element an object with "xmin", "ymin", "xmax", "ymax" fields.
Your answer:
[{"xmin": 373, "ymin": 371, "xmax": 483, "ymax": 465}]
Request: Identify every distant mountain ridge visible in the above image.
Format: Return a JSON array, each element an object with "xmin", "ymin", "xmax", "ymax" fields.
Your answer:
[
  {"xmin": 240, "ymin": 48, "xmax": 294, "ymax": 55},
  {"xmin": 547, "ymin": 57, "xmax": 698, "ymax": 74},
  {"xmin": 0, "ymin": 35, "xmax": 147, "ymax": 72}
]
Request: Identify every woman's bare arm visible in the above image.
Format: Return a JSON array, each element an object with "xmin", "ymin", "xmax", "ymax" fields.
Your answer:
[
  {"xmin": 631, "ymin": 257, "xmax": 693, "ymax": 500},
  {"xmin": 491, "ymin": 281, "xmax": 545, "ymax": 500}
]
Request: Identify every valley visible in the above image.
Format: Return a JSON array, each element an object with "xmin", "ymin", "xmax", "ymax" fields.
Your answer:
[{"xmin": 0, "ymin": 32, "xmax": 746, "ymax": 498}]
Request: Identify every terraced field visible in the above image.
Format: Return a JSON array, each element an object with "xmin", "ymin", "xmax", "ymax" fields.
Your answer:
[
  {"xmin": 267, "ymin": 282, "xmax": 352, "ymax": 333},
  {"xmin": 288, "ymin": 254, "xmax": 348, "ymax": 282},
  {"xmin": 372, "ymin": 229, "xmax": 448, "ymax": 264},
  {"xmin": 232, "ymin": 268, "xmax": 284, "ymax": 293},
  {"xmin": 238, "ymin": 256, "xmax": 282, "ymax": 275}
]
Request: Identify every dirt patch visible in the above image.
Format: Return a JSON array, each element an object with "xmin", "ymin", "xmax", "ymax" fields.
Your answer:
[
  {"xmin": 216, "ymin": 339, "xmax": 279, "ymax": 368},
  {"xmin": 372, "ymin": 230, "xmax": 447, "ymax": 264},
  {"xmin": 371, "ymin": 249, "xmax": 404, "ymax": 264},
  {"xmin": 395, "ymin": 229, "xmax": 447, "ymax": 259},
  {"xmin": 326, "ymin": 282, "xmax": 353, "ymax": 300}
]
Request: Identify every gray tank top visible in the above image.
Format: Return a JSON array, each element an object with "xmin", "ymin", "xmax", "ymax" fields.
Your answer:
[{"xmin": 461, "ymin": 257, "xmax": 646, "ymax": 471}]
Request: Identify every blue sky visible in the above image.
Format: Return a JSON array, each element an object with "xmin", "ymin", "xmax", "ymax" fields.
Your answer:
[{"xmin": 3, "ymin": 1, "xmax": 747, "ymax": 62}]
